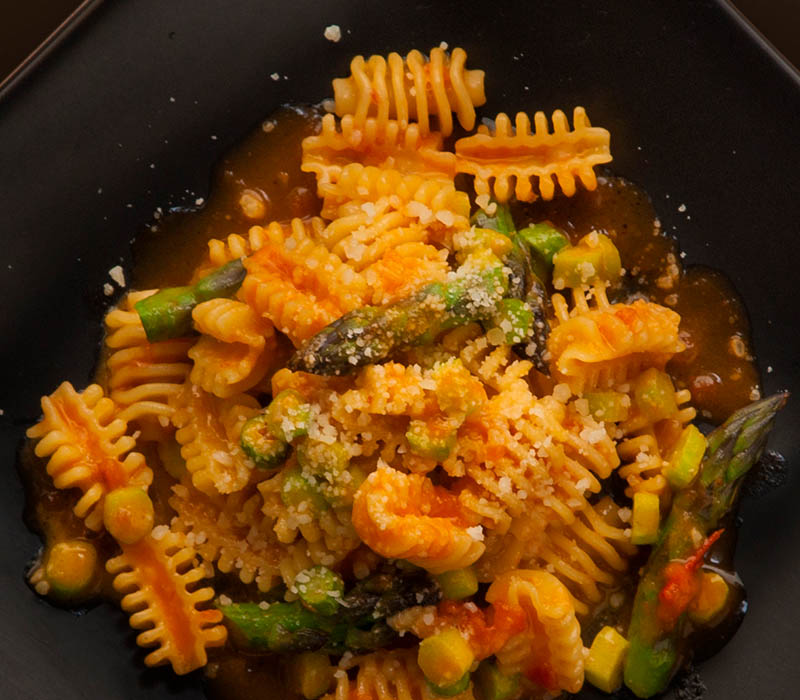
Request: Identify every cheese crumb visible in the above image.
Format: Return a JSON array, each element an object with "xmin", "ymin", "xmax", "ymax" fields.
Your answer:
[
  {"xmin": 108, "ymin": 265, "xmax": 126, "ymax": 287},
  {"xmin": 324, "ymin": 25, "xmax": 342, "ymax": 42},
  {"xmin": 103, "ymin": 283, "xmax": 114, "ymax": 296}
]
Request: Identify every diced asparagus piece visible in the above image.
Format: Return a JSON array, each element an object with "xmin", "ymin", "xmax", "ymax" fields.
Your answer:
[
  {"xmin": 135, "ymin": 259, "xmax": 246, "ymax": 341},
  {"xmin": 664, "ymin": 425, "xmax": 707, "ymax": 489},
  {"xmin": 44, "ymin": 540, "xmax": 98, "ymax": 598},
  {"xmin": 418, "ymin": 627, "xmax": 475, "ymax": 688},
  {"xmin": 406, "ymin": 419, "xmax": 458, "ymax": 461},
  {"xmin": 585, "ymin": 391, "xmax": 631, "ymax": 423},
  {"xmin": 517, "ymin": 223, "xmax": 570, "ymax": 265},
  {"xmin": 435, "ymin": 567, "xmax": 479, "ymax": 600},
  {"xmin": 631, "ymin": 492, "xmax": 660, "ymax": 546},
  {"xmin": 633, "ymin": 368, "xmax": 678, "ymax": 422},
  {"xmin": 103, "ymin": 487, "xmax": 154, "ymax": 545},
  {"xmin": 552, "ymin": 232, "xmax": 621, "ymax": 289},
  {"xmin": 428, "ymin": 672, "xmax": 472, "ymax": 697},
  {"xmin": 281, "ymin": 466, "xmax": 330, "ymax": 513},
  {"xmin": 296, "ymin": 439, "xmax": 350, "ymax": 477},
  {"xmin": 265, "ymin": 390, "xmax": 311, "ymax": 442},
  {"xmin": 295, "ymin": 566, "xmax": 345, "ymax": 616},
  {"xmin": 291, "ymin": 652, "xmax": 334, "ymax": 699},
  {"xmin": 585, "ymin": 626, "xmax": 630, "ymax": 693},
  {"xmin": 240, "ymin": 414, "xmax": 290, "ymax": 469},
  {"xmin": 688, "ymin": 571, "xmax": 730, "ymax": 625},
  {"xmin": 473, "ymin": 660, "xmax": 521, "ymax": 700}
]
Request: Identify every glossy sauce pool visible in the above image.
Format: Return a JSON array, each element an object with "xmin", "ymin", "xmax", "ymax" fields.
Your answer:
[{"xmin": 20, "ymin": 104, "xmax": 763, "ymax": 698}]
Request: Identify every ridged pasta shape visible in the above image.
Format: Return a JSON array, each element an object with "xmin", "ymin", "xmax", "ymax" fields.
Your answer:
[
  {"xmin": 530, "ymin": 498, "xmax": 636, "ymax": 616},
  {"xmin": 319, "ymin": 163, "xmax": 469, "ymax": 231},
  {"xmin": 351, "ymin": 464, "xmax": 484, "ymax": 574},
  {"xmin": 446, "ymin": 384, "xmax": 619, "ymax": 528},
  {"xmin": 104, "ymin": 290, "xmax": 193, "ymax": 432},
  {"xmin": 302, "ymin": 113, "xmax": 456, "ymax": 192},
  {"xmin": 333, "ymin": 46, "xmax": 486, "ymax": 136},
  {"xmin": 241, "ymin": 220, "xmax": 369, "ymax": 344},
  {"xmin": 455, "ymin": 107, "xmax": 611, "ymax": 202},
  {"xmin": 548, "ymin": 283, "xmax": 686, "ymax": 393},
  {"xmin": 26, "ymin": 382, "xmax": 152, "ymax": 531},
  {"xmin": 106, "ymin": 530, "xmax": 226, "ymax": 674},
  {"xmin": 323, "ymin": 649, "xmax": 476, "ymax": 700},
  {"xmin": 485, "ymin": 570, "xmax": 584, "ymax": 694},
  {"xmin": 320, "ymin": 206, "xmax": 430, "ymax": 271},
  {"xmin": 191, "ymin": 221, "xmax": 308, "ymax": 280},
  {"xmin": 189, "ymin": 298, "xmax": 276, "ymax": 398},
  {"xmin": 170, "ymin": 381, "xmax": 261, "ymax": 495},
  {"xmin": 168, "ymin": 483, "xmax": 284, "ymax": 591},
  {"xmin": 362, "ymin": 242, "xmax": 450, "ymax": 304}
]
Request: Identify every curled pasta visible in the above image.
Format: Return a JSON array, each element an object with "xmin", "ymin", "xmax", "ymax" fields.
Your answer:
[
  {"xmin": 241, "ymin": 219, "xmax": 368, "ymax": 345},
  {"xmin": 324, "ymin": 649, "xmax": 476, "ymax": 700},
  {"xmin": 106, "ymin": 530, "xmax": 226, "ymax": 674},
  {"xmin": 351, "ymin": 465, "xmax": 485, "ymax": 574},
  {"xmin": 455, "ymin": 107, "xmax": 611, "ymax": 202},
  {"xmin": 318, "ymin": 163, "xmax": 469, "ymax": 229},
  {"xmin": 26, "ymin": 382, "xmax": 152, "ymax": 531},
  {"xmin": 333, "ymin": 46, "xmax": 486, "ymax": 136},
  {"xmin": 170, "ymin": 382, "xmax": 261, "ymax": 495},
  {"xmin": 320, "ymin": 206, "xmax": 430, "ymax": 270},
  {"xmin": 530, "ymin": 498, "xmax": 635, "ymax": 615},
  {"xmin": 302, "ymin": 113, "xmax": 456, "ymax": 192},
  {"xmin": 104, "ymin": 291, "xmax": 193, "ymax": 432},
  {"xmin": 486, "ymin": 570, "xmax": 584, "ymax": 694},
  {"xmin": 548, "ymin": 283, "xmax": 686, "ymax": 393},
  {"xmin": 188, "ymin": 298, "xmax": 276, "ymax": 398}
]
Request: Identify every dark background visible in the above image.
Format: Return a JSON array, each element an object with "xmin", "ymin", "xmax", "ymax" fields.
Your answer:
[{"xmin": 1, "ymin": 0, "xmax": 798, "ymax": 95}]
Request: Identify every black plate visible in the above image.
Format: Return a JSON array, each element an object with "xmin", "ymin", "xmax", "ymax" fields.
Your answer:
[{"xmin": 1, "ymin": 1, "xmax": 798, "ymax": 698}]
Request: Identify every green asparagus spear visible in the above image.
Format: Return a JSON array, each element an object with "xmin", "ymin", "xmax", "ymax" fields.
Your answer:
[
  {"xmin": 476, "ymin": 203, "xmax": 551, "ymax": 373},
  {"xmin": 220, "ymin": 563, "xmax": 440, "ymax": 654},
  {"xmin": 288, "ymin": 256, "xmax": 509, "ymax": 375},
  {"xmin": 134, "ymin": 259, "xmax": 246, "ymax": 341},
  {"xmin": 222, "ymin": 601, "xmax": 341, "ymax": 652},
  {"xmin": 623, "ymin": 393, "xmax": 788, "ymax": 698}
]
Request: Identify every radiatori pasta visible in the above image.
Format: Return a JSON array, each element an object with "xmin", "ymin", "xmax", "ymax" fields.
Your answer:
[{"xmin": 21, "ymin": 45, "xmax": 780, "ymax": 700}]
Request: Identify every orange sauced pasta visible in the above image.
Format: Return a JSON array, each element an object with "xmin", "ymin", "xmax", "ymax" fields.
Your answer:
[{"xmin": 21, "ymin": 45, "xmax": 781, "ymax": 700}]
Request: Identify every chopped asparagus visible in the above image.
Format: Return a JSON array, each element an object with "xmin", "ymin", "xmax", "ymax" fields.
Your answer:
[
  {"xmin": 264, "ymin": 389, "xmax": 311, "ymax": 442},
  {"xmin": 406, "ymin": 419, "xmax": 458, "ymax": 461},
  {"xmin": 295, "ymin": 566, "xmax": 345, "ymax": 616},
  {"xmin": 435, "ymin": 567, "xmax": 479, "ymax": 600},
  {"xmin": 473, "ymin": 660, "xmax": 521, "ymax": 700},
  {"xmin": 240, "ymin": 413, "xmax": 290, "ymax": 469},
  {"xmin": 135, "ymin": 259, "xmax": 246, "ymax": 341},
  {"xmin": 517, "ymin": 223, "xmax": 570, "ymax": 266},
  {"xmin": 552, "ymin": 232, "xmax": 621, "ymax": 289},
  {"xmin": 623, "ymin": 393, "xmax": 787, "ymax": 698},
  {"xmin": 418, "ymin": 627, "xmax": 475, "ymax": 688}
]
